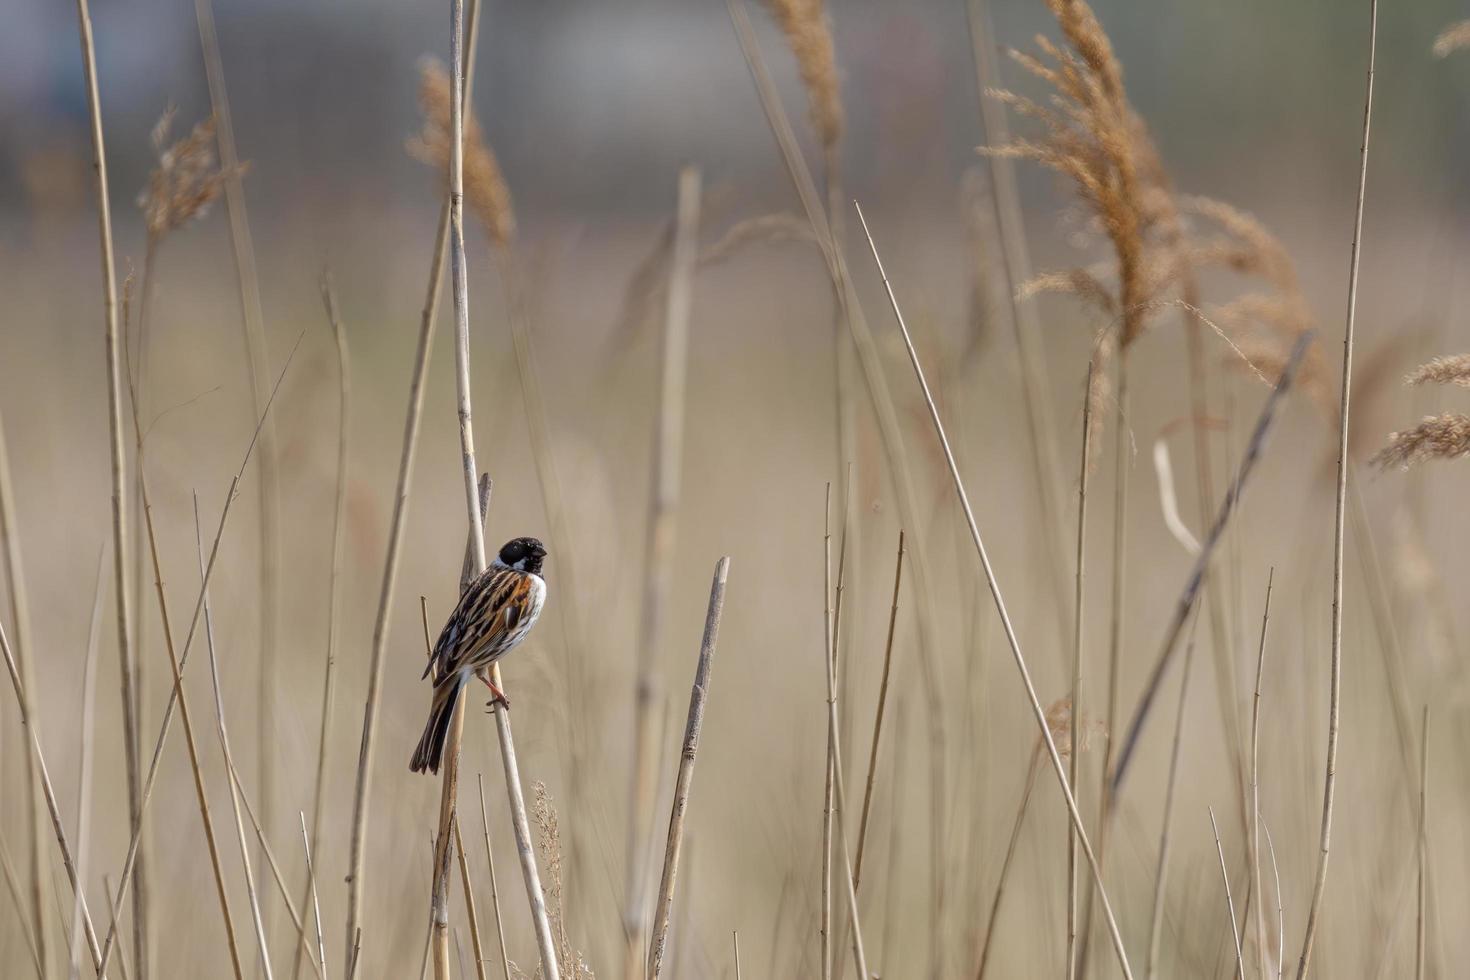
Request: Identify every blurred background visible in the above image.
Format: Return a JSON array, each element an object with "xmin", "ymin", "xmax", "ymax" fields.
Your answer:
[{"xmin": 3, "ymin": 0, "xmax": 1470, "ymax": 977}]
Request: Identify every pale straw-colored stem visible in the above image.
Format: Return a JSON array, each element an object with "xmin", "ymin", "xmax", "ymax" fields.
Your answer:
[
  {"xmin": 974, "ymin": 741, "xmax": 1043, "ymax": 980},
  {"xmin": 1210, "ymin": 808, "xmax": 1245, "ymax": 979},
  {"xmin": 66, "ymin": 552, "xmax": 106, "ymax": 980},
  {"xmin": 1415, "ymin": 706, "xmax": 1430, "ymax": 980},
  {"xmin": 1, "ymin": 830, "xmax": 43, "ymax": 978},
  {"xmin": 625, "ymin": 165, "xmax": 702, "ymax": 980},
  {"xmin": 647, "ymin": 557, "xmax": 730, "ymax": 980},
  {"xmin": 1068, "ymin": 361, "xmax": 1094, "ymax": 980},
  {"xmin": 299, "ymin": 814, "xmax": 328, "ymax": 980},
  {"xmin": 851, "ymin": 531, "xmax": 905, "ymax": 887},
  {"xmin": 343, "ymin": 0, "xmax": 482, "ymax": 961},
  {"xmin": 856, "ymin": 201, "xmax": 1134, "ymax": 980},
  {"xmin": 475, "ymin": 776, "xmax": 513, "ymax": 980},
  {"xmin": 1249, "ymin": 571, "xmax": 1276, "ymax": 980},
  {"xmin": 1298, "ymin": 3, "xmax": 1376, "ymax": 974},
  {"xmin": 452, "ymin": 818, "xmax": 488, "ymax": 980}
]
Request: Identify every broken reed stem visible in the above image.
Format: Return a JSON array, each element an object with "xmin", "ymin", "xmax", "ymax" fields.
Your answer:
[
  {"xmin": 96, "ymin": 335, "xmax": 303, "ymax": 979},
  {"xmin": 1416, "ymin": 706, "xmax": 1429, "ymax": 980},
  {"xmin": 452, "ymin": 819, "xmax": 488, "ymax": 980},
  {"xmin": 195, "ymin": 497, "xmax": 277, "ymax": 980},
  {"xmin": 192, "ymin": 0, "xmax": 283, "ymax": 860},
  {"xmin": 1249, "ymin": 571, "xmax": 1275, "ymax": 980},
  {"xmin": 0, "ymin": 618, "xmax": 104, "ymax": 971},
  {"xmin": 974, "ymin": 741, "xmax": 1043, "ymax": 980},
  {"xmin": 73, "ymin": 0, "xmax": 144, "ymax": 973},
  {"xmin": 300, "ymin": 814, "xmax": 329, "ymax": 980},
  {"xmin": 1210, "ymin": 808, "xmax": 1245, "ymax": 980},
  {"xmin": 127, "ymin": 335, "xmax": 246, "ymax": 980},
  {"xmin": 856, "ymin": 201, "xmax": 1133, "ymax": 980},
  {"xmin": 727, "ymin": 6, "xmax": 951, "ymax": 943},
  {"xmin": 1109, "ymin": 332, "xmax": 1313, "ymax": 800},
  {"xmin": 0, "ymin": 413, "xmax": 51, "ymax": 980},
  {"xmin": 344, "ymin": 0, "xmax": 482, "ymax": 962},
  {"xmin": 1299, "ymin": 4, "xmax": 1376, "ymax": 975},
  {"xmin": 441, "ymin": 3, "xmax": 559, "ymax": 976},
  {"xmin": 1144, "ymin": 607, "xmax": 1202, "ymax": 980},
  {"xmin": 647, "ymin": 557, "xmax": 730, "ymax": 980},
  {"xmin": 1068, "ymin": 360, "xmax": 1095, "ymax": 980},
  {"xmin": 476, "ymin": 776, "xmax": 513, "ymax": 980},
  {"xmin": 852, "ymin": 531, "xmax": 905, "ymax": 885},
  {"xmin": 625, "ymin": 165, "xmax": 702, "ymax": 980},
  {"xmin": 297, "ymin": 270, "xmax": 351, "ymax": 980}
]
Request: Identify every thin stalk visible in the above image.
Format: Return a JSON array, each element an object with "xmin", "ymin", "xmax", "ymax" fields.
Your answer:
[
  {"xmin": 1144, "ymin": 608, "xmax": 1202, "ymax": 980},
  {"xmin": 0, "ymin": 618, "xmax": 103, "ymax": 971},
  {"xmin": 475, "ymin": 776, "xmax": 513, "ymax": 980},
  {"xmin": 1210, "ymin": 808, "xmax": 1245, "ymax": 980},
  {"xmin": 625, "ymin": 165, "xmax": 702, "ymax": 980},
  {"xmin": 1298, "ymin": 3, "xmax": 1376, "ymax": 974},
  {"xmin": 1416, "ymin": 706, "xmax": 1429, "ymax": 980},
  {"xmin": 195, "ymin": 497, "xmax": 275, "ymax": 980},
  {"xmin": 1263, "ymin": 821, "xmax": 1283, "ymax": 980},
  {"xmin": 647, "ymin": 557, "xmax": 730, "ymax": 980},
  {"xmin": 1249, "ymin": 572, "xmax": 1276, "ymax": 980},
  {"xmin": 452, "ymin": 819, "xmax": 488, "ymax": 980},
  {"xmin": 299, "ymin": 814, "xmax": 328, "ymax": 980},
  {"xmin": 440, "ymin": 2, "xmax": 559, "ymax": 975},
  {"xmin": 1, "ymin": 830, "xmax": 44, "ymax": 979},
  {"xmin": 96, "ymin": 334, "xmax": 303, "ymax": 979},
  {"xmin": 1068, "ymin": 361, "xmax": 1095, "ymax": 980},
  {"xmin": 73, "ymin": 0, "xmax": 143, "ymax": 972},
  {"xmin": 67, "ymin": 552, "xmax": 107, "ymax": 980},
  {"xmin": 733, "ymin": 932, "xmax": 742, "ymax": 980},
  {"xmin": 974, "ymin": 741, "xmax": 1043, "ymax": 980},
  {"xmin": 852, "ymin": 531, "xmax": 906, "ymax": 885},
  {"xmin": 856, "ymin": 202, "xmax": 1133, "ymax": 980},
  {"xmin": 343, "ymin": 0, "xmax": 482, "ymax": 960},
  {"xmin": 295, "ymin": 271, "xmax": 350, "ymax": 980}
]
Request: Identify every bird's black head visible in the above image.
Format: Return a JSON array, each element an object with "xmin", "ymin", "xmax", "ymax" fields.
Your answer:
[{"xmin": 496, "ymin": 536, "xmax": 547, "ymax": 575}]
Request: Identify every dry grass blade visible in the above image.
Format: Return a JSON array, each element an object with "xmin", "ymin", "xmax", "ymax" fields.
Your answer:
[
  {"xmin": 194, "ymin": 496, "xmax": 276, "ymax": 980},
  {"xmin": 1432, "ymin": 20, "xmax": 1470, "ymax": 57},
  {"xmin": 1109, "ymin": 332, "xmax": 1312, "ymax": 799},
  {"xmin": 476, "ymin": 776, "xmax": 514, "ymax": 980},
  {"xmin": 1416, "ymin": 706, "xmax": 1430, "ymax": 980},
  {"xmin": 856, "ymin": 201, "xmax": 1134, "ymax": 980},
  {"xmin": 300, "ymin": 813, "xmax": 328, "ymax": 980},
  {"xmin": 1249, "ymin": 571, "xmax": 1275, "ymax": 980},
  {"xmin": 1299, "ymin": 4, "xmax": 1377, "ymax": 974},
  {"xmin": 0, "ymin": 830, "xmax": 43, "ymax": 978},
  {"xmin": 648, "ymin": 557, "xmax": 731, "ymax": 980},
  {"xmin": 345, "ymin": 0, "xmax": 483, "ymax": 961},
  {"xmin": 1209, "ymin": 807, "xmax": 1245, "ymax": 980},
  {"xmin": 1372, "ymin": 414, "xmax": 1470, "ymax": 469},
  {"xmin": 1068, "ymin": 361, "xmax": 1095, "ymax": 980},
  {"xmin": 851, "ymin": 531, "xmax": 905, "ymax": 886},
  {"xmin": 66, "ymin": 550, "xmax": 106, "ymax": 979}
]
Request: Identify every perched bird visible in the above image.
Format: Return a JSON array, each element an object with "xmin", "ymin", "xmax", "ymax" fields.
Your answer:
[{"xmin": 410, "ymin": 536, "xmax": 548, "ymax": 774}]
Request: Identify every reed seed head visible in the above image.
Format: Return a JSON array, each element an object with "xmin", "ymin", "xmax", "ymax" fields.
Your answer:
[
  {"xmin": 763, "ymin": 0, "xmax": 844, "ymax": 149},
  {"xmin": 1406, "ymin": 354, "xmax": 1470, "ymax": 388},
  {"xmin": 138, "ymin": 109, "xmax": 239, "ymax": 238},
  {"xmin": 1372, "ymin": 414, "xmax": 1470, "ymax": 470},
  {"xmin": 1433, "ymin": 20, "xmax": 1470, "ymax": 58}
]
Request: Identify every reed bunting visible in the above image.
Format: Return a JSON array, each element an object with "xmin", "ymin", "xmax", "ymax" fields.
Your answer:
[{"xmin": 409, "ymin": 536, "xmax": 548, "ymax": 774}]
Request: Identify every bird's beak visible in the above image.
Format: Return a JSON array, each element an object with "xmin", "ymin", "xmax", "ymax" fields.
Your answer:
[{"xmin": 532, "ymin": 544, "xmax": 547, "ymax": 559}]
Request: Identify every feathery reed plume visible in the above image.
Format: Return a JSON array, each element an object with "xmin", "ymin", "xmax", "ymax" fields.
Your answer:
[
  {"xmin": 412, "ymin": 58, "xmax": 516, "ymax": 247},
  {"xmin": 1433, "ymin": 20, "xmax": 1470, "ymax": 57},
  {"xmin": 1372, "ymin": 414, "xmax": 1470, "ymax": 469},
  {"xmin": 760, "ymin": 0, "xmax": 843, "ymax": 149},
  {"xmin": 138, "ymin": 110, "xmax": 238, "ymax": 237},
  {"xmin": 1406, "ymin": 354, "xmax": 1470, "ymax": 387},
  {"xmin": 531, "ymin": 785, "xmax": 595, "ymax": 979}
]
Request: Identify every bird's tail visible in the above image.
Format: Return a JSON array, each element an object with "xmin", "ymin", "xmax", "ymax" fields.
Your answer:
[{"xmin": 409, "ymin": 673, "xmax": 463, "ymax": 775}]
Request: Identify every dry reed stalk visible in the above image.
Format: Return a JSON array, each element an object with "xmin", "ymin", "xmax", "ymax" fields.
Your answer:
[
  {"xmin": 1144, "ymin": 608, "xmax": 1203, "ymax": 979},
  {"xmin": 343, "ymin": 0, "xmax": 482, "ymax": 962},
  {"xmin": 194, "ymin": 496, "xmax": 276, "ymax": 980},
  {"xmin": 1209, "ymin": 808, "xmax": 1245, "ymax": 979},
  {"xmin": 647, "ymin": 557, "xmax": 730, "ymax": 980},
  {"xmin": 1, "ymin": 618, "xmax": 104, "ymax": 971},
  {"xmin": 856, "ymin": 202, "xmax": 1133, "ymax": 979},
  {"xmin": 294, "ymin": 271, "xmax": 351, "ymax": 980},
  {"xmin": 438, "ymin": 3, "xmax": 559, "ymax": 975},
  {"xmin": 476, "ymin": 776, "xmax": 513, "ymax": 980},
  {"xmin": 965, "ymin": 0, "xmax": 1072, "ymax": 653},
  {"xmin": 1415, "ymin": 706, "xmax": 1429, "ymax": 980},
  {"xmin": 819, "ymin": 494, "xmax": 834, "ymax": 980},
  {"xmin": 126, "ymin": 320, "xmax": 247, "ymax": 980},
  {"xmin": 733, "ymin": 932, "xmax": 742, "ymax": 979},
  {"xmin": 1433, "ymin": 20, "xmax": 1470, "ymax": 57},
  {"xmin": 0, "ymin": 410, "xmax": 50, "ymax": 978},
  {"xmin": 1298, "ymin": 4, "xmax": 1377, "ymax": 975},
  {"xmin": 452, "ymin": 819, "xmax": 488, "ymax": 980},
  {"xmin": 974, "ymin": 741, "xmax": 1042, "ymax": 980},
  {"xmin": 1109, "ymin": 333, "xmax": 1312, "ymax": 798},
  {"xmin": 298, "ymin": 815, "xmax": 327, "ymax": 980},
  {"xmin": 1263, "ymin": 822, "xmax": 1283, "ymax": 979},
  {"xmin": 1249, "ymin": 572, "xmax": 1275, "ymax": 980},
  {"xmin": 851, "ymin": 531, "xmax": 904, "ymax": 886},
  {"xmin": 0, "ymin": 830, "xmax": 43, "ymax": 978},
  {"xmin": 72, "ymin": 0, "xmax": 142, "ymax": 972},
  {"xmin": 727, "ymin": 8, "xmax": 951, "ymax": 951},
  {"xmin": 1067, "ymin": 361, "xmax": 1095, "ymax": 980},
  {"xmin": 191, "ymin": 0, "xmax": 284, "ymax": 863},
  {"xmin": 96, "ymin": 334, "xmax": 302, "ymax": 978},
  {"xmin": 624, "ymin": 166, "xmax": 702, "ymax": 980},
  {"xmin": 66, "ymin": 552, "xmax": 106, "ymax": 980}
]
